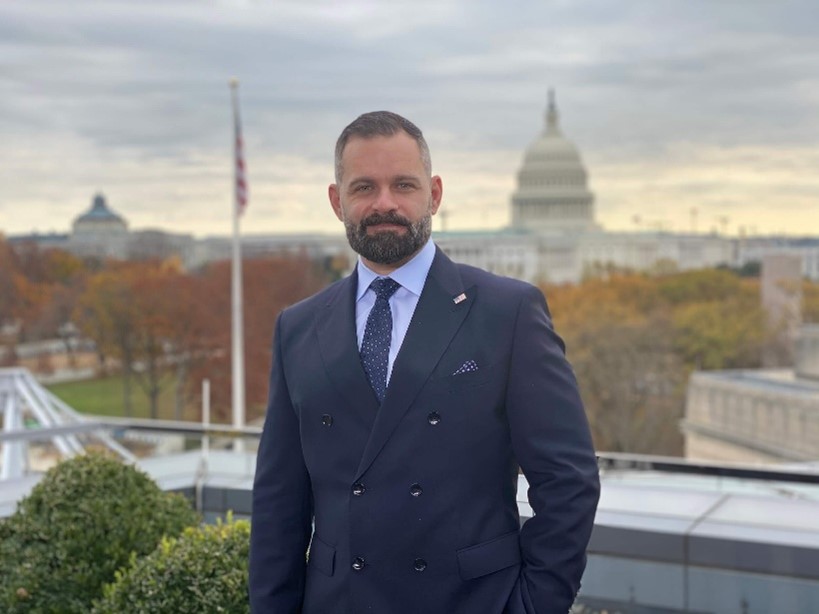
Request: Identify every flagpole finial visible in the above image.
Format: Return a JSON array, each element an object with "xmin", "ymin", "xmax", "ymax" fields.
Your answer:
[{"xmin": 229, "ymin": 76, "xmax": 240, "ymax": 89}]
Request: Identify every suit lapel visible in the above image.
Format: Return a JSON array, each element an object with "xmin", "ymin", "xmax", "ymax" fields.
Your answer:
[
  {"xmin": 316, "ymin": 271, "xmax": 380, "ymax": 429},
  {"xmin": 354, "ymin": 249, "xmax": 476, "ymax": 480}
]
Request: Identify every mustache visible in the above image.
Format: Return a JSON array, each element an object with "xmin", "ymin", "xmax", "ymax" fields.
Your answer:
[{"xmin": 360, "ymin": 212, "xmax": 412, "ymax": 229}]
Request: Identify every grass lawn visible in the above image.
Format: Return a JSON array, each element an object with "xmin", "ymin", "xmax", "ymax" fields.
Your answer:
[{"xmin": 47, "ymin": 373, "xmax": 181, "ymax": 419}]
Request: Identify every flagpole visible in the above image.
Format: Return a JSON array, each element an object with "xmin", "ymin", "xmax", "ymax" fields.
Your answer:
[{"xmin": 229, "ymin": 77, "xmax": 246, "ymax": 453}]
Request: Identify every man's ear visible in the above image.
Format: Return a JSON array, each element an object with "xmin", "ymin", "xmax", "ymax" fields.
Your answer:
[
  {"xmin": 328, "ymin": 184, "xmax": 344, "ymax": 222},
  {"xmin": 430, "ymin": 175, "xmax": 443, "ymax": 215}
]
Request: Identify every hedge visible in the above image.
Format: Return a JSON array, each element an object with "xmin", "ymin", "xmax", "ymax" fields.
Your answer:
[
  {"xmin": 0, "ymin": 453, "xmax": 198, "ymax": 613},
  {"xmin": 93, "ymin": 516, "xmax": 250, "ymax": 613}
]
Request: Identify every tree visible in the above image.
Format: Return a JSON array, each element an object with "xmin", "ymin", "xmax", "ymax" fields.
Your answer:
[
  {"xmin": 158, "ymin": 272, "xmax": 218, "ymax": 420},
  {"xmin": 0, "ymin": 236, "xmax": 21, "ymax": 327},
  {"xmin": 672, "ymin": 296, "xmax": 768, "ymax": 370},
  {"xmin": 547, "ymin": 277, "xmax": 684, "ymax": 454},
  {"xmin": 75, "ymin": 267, "xmax": 140, "ymax": 415},
  {"xmin": 656, "ymin": 268, "xmax": 744, "ymax": 305},
  {"xmin": 0, "ymin": 237, "xmax": 44, "ymax": 364},
  {"xmin": 569, "ymin": 314, "xmax": 685, "ymax": 454},
  {"xmin": 6, "ymin": 243, "xmax": 87, "ymax": 342},
  {"xmin": 14, "ymin": 243, "xmax": 84, "ymax": 286},
  {"xmin": 128, "ymin": 264, "xmax": 181, "ymax": 419},
  {"xmin": 189, "ymin": 255, "xmax": 329, "ymax": 423},
  {"xmin": 76, "ymin": 261, "xmax": 205, "ymax": 419},
  {"xmin": 0, "ymin": 239, "xmax": 39, "ymax": 338},
  {"xmin": 543, "ymin": 268, "xmax": 773, "ymax": 456},
  {"xmin": 0, "ymin": 240, "xmax": 89, "ymax": 376},
  {"xmin": 804, "ymin": 280, "xmax": 819, "ymax": 324}
]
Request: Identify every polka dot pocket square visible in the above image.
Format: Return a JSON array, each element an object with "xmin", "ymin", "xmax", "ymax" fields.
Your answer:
[{"xmin": 452, "ymin": 360, "xmax": 479, "ymax": 376}]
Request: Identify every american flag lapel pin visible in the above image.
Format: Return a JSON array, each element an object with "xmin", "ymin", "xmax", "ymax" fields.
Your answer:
[{"xmin": 453, "ymin": 292, "xmax": 467, "ymax": 305}]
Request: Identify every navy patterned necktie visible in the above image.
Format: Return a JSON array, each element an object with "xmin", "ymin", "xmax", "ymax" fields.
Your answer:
[{"xmin": 360, "ymin": 277, "xmax": 401, "ymax": 403}]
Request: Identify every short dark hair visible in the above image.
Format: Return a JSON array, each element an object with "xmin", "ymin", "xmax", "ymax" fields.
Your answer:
[{"xmin": 334, "ymin": 111, "xmax": 431, "ymax": 183}]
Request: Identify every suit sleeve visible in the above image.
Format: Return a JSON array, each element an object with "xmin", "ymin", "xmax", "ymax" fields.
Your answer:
[
  {"xmin": 249, "ymin": 313, "xmax": 313, "ymax": 613},
  {"xmin": 505, "ymin": 285, "xmax": 600, "ymax": 614}
]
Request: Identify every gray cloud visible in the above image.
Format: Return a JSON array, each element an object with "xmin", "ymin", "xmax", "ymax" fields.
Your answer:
[{"xmin": 1, "ymin": 0, "xmax": 818, "ymax": 236}]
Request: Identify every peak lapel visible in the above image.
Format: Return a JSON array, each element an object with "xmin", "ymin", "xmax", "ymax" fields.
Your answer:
[
  {"xmin": 316, "ymin": 271, "xmax": 380, "ymax": 427},
  {"xmin": 355, "ymin": 249, "xmax": 475, "ymax": 479}
]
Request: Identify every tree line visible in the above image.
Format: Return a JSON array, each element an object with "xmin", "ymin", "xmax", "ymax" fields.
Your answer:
[
  {"xmin": 2, "ymin": 234, "xmax": 818, "ymax": 454},
  {"xmin": 0, "ymin": 236, "xmax": 330, "ymax": 422}
]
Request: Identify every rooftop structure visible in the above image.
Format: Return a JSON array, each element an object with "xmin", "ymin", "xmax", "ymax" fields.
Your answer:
[
  {"xmin": 3, "ymin": 428, "xmax": 818, "ymax": 612},
  {"xmin": 0, "ymin": 368, "xmax": 135, "ymax": 480}
]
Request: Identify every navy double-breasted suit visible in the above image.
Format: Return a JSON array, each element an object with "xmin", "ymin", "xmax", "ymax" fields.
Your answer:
[{"xmin": 250, "ymin": 247, "xmax": 600, "ymax": 614}]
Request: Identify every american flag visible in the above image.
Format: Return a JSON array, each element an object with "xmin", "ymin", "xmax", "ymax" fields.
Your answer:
[{"xmin": 231, "ymin": 81, "xmax": 248, "ymax": 216}]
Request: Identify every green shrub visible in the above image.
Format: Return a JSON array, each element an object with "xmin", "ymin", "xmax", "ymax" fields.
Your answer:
[
  {"xmin": 93, "ymin": 515, "xmax": 250, "ymax": 614},
  {"xmin": 0, "ymin": 453, "xmax": 198, "ymax": 613}
]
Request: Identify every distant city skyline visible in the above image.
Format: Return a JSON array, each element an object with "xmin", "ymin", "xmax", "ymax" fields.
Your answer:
[{"xmin": 2, "ymin": 1, "xmax": 818, "ymax": 239}]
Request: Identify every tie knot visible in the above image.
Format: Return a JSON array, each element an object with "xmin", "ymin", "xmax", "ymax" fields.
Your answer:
[{"xmin": 370, "ymin": 277, "xmax": 400, "ymax": 300}]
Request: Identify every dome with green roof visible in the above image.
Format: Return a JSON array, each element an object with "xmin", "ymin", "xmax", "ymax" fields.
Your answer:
[{"xmin": 72, "ymin": 194, "xmax": 128, "ymax": 235}]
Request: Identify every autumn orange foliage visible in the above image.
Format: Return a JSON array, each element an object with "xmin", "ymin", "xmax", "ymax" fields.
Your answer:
[{"xmin": 543, "ymin": 269, "xmax": 773, "ymax": 455}]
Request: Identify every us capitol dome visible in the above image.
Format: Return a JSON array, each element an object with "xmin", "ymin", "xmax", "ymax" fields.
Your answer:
[{"xmin": 510, "ymin": 89, "xmax": 597, "ymax": 233}]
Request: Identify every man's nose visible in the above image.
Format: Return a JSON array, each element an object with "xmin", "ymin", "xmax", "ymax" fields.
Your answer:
[{"xmin": 371, "ymin": 188, "xmax": 398, "ymax": 212}]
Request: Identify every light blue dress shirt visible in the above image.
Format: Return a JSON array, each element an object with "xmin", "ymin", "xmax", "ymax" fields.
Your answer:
[{"xmin": 355, "ymin": 240, "xmax": 436, "ymax": 385}]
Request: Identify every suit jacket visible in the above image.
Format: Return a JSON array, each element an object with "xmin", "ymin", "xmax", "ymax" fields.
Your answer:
[{"xmin": 250, "ymin": 247, "xmax": 600, "ymax": 614}]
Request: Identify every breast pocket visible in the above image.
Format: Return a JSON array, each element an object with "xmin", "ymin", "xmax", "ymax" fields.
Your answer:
[{"xmin": 439, "ymin": 361, "xmax": 503, "ymax": 392}]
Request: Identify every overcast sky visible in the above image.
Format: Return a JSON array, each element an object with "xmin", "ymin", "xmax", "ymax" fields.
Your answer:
[{"xmin": 2, "ymin": 0, "xmax": 818, "ymax": 239}]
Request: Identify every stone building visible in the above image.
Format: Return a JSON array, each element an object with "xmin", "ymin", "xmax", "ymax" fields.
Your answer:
[
  {"xmin": 68, "ymin": 193, "xmax": 129, "ymax": 259},
  {"xmin": 683, "ymin": 325, "xmax": 819, "ymax": 464}
]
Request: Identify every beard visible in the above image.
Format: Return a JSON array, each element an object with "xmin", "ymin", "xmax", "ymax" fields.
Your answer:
[{"xmin": 344, "ymin": 209, "xmax": 432, "ymax": 265}]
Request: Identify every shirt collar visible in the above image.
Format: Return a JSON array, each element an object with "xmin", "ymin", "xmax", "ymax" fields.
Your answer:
[{"xmin": 356, "ymin": 240, "xmax": 436, "ymax": 301}]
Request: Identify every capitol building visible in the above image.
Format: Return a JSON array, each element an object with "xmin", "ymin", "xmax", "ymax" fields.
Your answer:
[
  {"xmin": 10, "ymin": 92, "xmax": 819, "ymax": 283},
  {"xmin": 436, "ymin": 91, "xmax": 739, "ymax": 284}
]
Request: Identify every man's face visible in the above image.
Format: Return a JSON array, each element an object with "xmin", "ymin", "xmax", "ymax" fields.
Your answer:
[{"xmin": 328, "ymin": 132, "xmax": 442, "ymax": 274}]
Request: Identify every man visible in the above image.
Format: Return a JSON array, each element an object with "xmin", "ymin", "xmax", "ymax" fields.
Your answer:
[{"xmin": 250, "ymin": 111, "xmax": 600, "ymax": 614}]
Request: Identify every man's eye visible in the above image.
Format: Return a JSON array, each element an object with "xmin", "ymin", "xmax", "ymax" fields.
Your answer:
[
  {"xmin": 354, "ymin": 185, "xmax": 372, "ymax": 192},
  {"xmin": 396, "ymin": 182, "xmax": 415, "ymax": 190}
]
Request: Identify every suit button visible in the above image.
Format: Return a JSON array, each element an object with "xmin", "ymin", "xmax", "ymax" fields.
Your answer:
[
  {"xmin": 413, "ymin": 558, "xmax": 427, "ymax": 572},
  {"xmin": 352, "ymin": 557, "xmax": 365, "ymax": 571},
  {"xmin": 352, "ymin": 482, "xmax": 365, "ymax": 496},
  {"xmin": 321, "ymin": 414, "xmax": 333, "ymax": 427},
  {"xmin": 427, "ymin": 412, "xmax": 440, "ymax": 425},
  {"xmin": 409, "ymin": 483, "xmax": 423, "ymax": 497}
]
